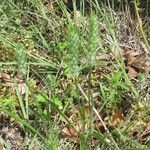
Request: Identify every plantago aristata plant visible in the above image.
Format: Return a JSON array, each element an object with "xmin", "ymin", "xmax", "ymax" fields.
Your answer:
[
  {"xmin": 67, "ymin": 22, "xmax": 80, "ymax": 78},
  {"xmin": 86, "ymin": 12, "xmax": 99, "ymax": 66},
  {"xmin": 86, "ymin": 12, "xmax": 99, "ymax": 118},
  {"xmin": 14, "ymin": 44, "xmax": 27, "ymax": 77}
]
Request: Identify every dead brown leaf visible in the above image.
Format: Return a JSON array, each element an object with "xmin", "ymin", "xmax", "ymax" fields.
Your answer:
[
  {"xmin": 1, "ymin": 72, "xmax": 11, "ymax": 81},
  {"xmin": 95, "ymin": 121, "xmax": 106, "ymax": 133},
  {"xmin": 127, "ymin": 66, "xmax": 138, "ymax": 78},
  {"xmin": 61, "ymin": 121, "xmax": 82, "ymax": 137},
  {"xmin": 125, "ymin": 49, "xmax": 140, "ymax": 58},
  {"xmin": 61, "ymin": 126, "xmax": 77, "ymax": 137},
  {"xmin": 125, "ymin": 49, "xmax": 150, "ymax": 76},
  {"xmin": 129, "ymin": 53, "xmax": 147, "ymax": 70},
  {"xmin": 110, "ymin": 109, "xmax": 123, "ymax": 127},
  {"xmin": 61, "ymin": 106, "xmax": 91, "ymax": 137}
]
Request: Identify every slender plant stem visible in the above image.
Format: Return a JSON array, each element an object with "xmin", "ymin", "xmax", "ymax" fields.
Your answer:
[{"xmin": 88, "ymin": 66, "xmax": 94, "ymax": 135}]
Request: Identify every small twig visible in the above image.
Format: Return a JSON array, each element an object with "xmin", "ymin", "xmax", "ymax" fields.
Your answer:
[{"xmin": 77, "ymin": 83, "xmax": 120, "ymax": 150}]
